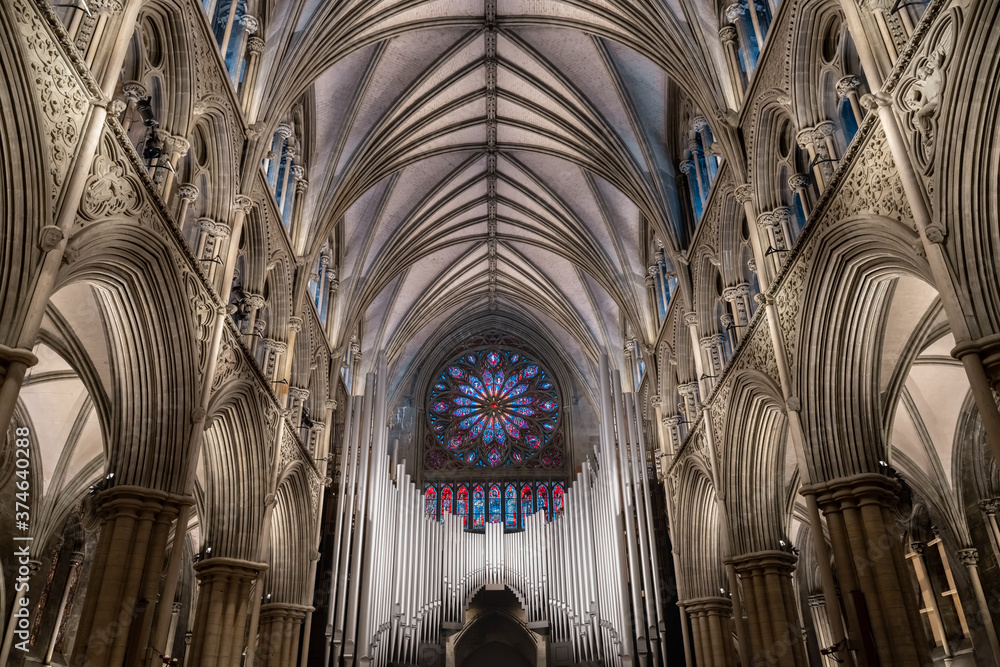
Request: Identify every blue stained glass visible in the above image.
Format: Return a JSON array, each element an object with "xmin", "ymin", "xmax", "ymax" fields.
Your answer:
[
  {"xmin": 473, "ymin": 485, "xmax": 486, "ymax": 528},
  {"xmin": 489, "ymin": 485, "xmax": 502, "ymax": 521},
  {"xmin": 505, "ymin": 485, "xmax": 518, "ymax": 528},
  {"xmin": 521, "ymin": 483, "xmax": 533, "ymax": 517},
  {"xmin": 428, "ymin": 348, "xmax": 561, "ymax": 469}
]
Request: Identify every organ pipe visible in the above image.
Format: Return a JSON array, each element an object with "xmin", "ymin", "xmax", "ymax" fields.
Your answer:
[{"xmin": 323, "ymin": 351, "xmax": 670, "ymax": 666}]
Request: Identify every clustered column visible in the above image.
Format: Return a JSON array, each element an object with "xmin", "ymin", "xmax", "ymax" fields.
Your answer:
[
  {"xmin": 187, "ymin": 558, "xmax": 266, "ymax": 667},
  {"xmin": 730, "ymin": 551, "xmax": 807, "ymax": 666},
  {"xmin": 800, "ymin": 473, "xmax": 928, "ymax": 666},
  {"xmin": 257, "ymin": 603, "xmax": 310, "ymax": 667},
  {"xmin": 684, "ymin": 597, "xmax": 737, "ymax": 667}
]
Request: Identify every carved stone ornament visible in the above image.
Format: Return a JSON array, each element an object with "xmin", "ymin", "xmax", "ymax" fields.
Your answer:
[
  {"xmin": 734, "ymin": 184, "xmax": 754, "ymax": 205},
  {"xmin": 38, "ymin": 225, "xmax": 64, "ymax": 252},
  {"xmin": 836, "ymin": 75, "xmax": 861, "ymax": 99},
  {"xmin": 81, "ymin": 154, "xmax": 142, "ymax": 220}
]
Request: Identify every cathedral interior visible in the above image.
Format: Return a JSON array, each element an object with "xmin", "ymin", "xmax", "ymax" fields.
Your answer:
[{"xmin": 2, "ymin": 0, "xmax": 1000, "ymax": 665}]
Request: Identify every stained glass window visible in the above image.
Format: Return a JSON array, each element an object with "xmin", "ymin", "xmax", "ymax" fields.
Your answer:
[
  {"xmin": 458, "ymin": 485, "xmax": 469, "ymax": 528},
  {"xmin": 489, "ymin": 484, "xmax": 502, "ymax": 524},
  {"xmin": 472, "ymin": 485, "xmax": 485, "ymax": 529},
  {"xmin": 424, "ymin": 485, "xmax": 436, "ymax": 517},
  {"xmin": 553, "ymin": 483, "xmax": 565, "ymax": 519},
  {"xmin": 521, "ymin": 483, "xmax": 534, "ymax": 519},
  {"xmin": 537, "ymin": 483, "xmax": 549, "ymax": 520},
  {"xmin": 505, "ymin": 484, "xmax": 518, "ymax": 529},
  {"xmin": 426, "ymin": 348, "xmax": 562, "ymax": 469},
  {"xmin": 441, "ymin": 485, "xmax": 453, "ymax": 518}
]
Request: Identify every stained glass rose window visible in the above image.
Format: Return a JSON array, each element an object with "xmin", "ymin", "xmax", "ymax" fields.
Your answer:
[{"xmin": 427, "ymin": 348, "xmax": 561, "ymax": 468}]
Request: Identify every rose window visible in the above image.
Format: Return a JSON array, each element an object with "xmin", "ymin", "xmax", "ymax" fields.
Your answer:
[{"xmin": 427, "ymin": 349, "xmax": 561, "ymax": 468}]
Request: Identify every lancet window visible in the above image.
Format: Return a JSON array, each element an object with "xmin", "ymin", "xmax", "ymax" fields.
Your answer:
[{"xmin": 422, "ymin": 480, "xmax": 565, "ymax": 531}]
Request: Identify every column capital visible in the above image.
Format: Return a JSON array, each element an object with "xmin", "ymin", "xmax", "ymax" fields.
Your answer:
[
  {"xmin": 662, "ymin": 415, "xmax": 684, "ymax": 428},
  {"xmin": 325, "ymin": 399, "xmax": 338, "ymax": 411},
  {"xmin": 275, "ymin": 123, "xmax": 293, "ymax": 140},
  {"xmin": 788, "ymin": 173, "xmax": 811, "ymax": 190},
  {"xmin": 287, "ymin": 386, "xmax": 310, "ymax": 401},
  {"xmin": 734, "ymin": 183, "xmax": 754, "ymax": 205},
  {"xmin": 122, "ymin": 81, "xmax": 147, "ymax": 101},
  {"xmin": 836, "ymin": 74, "xmax": 862, "ymax": 99},
  {"xmin": 725, "ymin": 3, "xmax": 745, "ymax": 22},
  {"xmin": 178, "ymin": 183, "xmax": 200, "ymax": 202},
  {"xmin": 683, "ymin": 312, "xmax": 699, "ymax": 327},
  {"xmin": 193, "ymin": 557, "xmax": 268, "ymax": 582},
  {"xmin": 248, "ymin": 35, "xmax": 266, "ymax": 56},
  {"xmin": 288, "ymin": 316, "xmax": 303, "ymax": 333},
  {"xmin": 957, "ymin": 548, "xmax": 979, "ymax": 566},
  {"xmin": 679, "ymin": 159, "xmax": 694, "ymax": 175},
  {"xmin": 807, "ymin": 593, "xmax": 826, "ymax": 608},
  {"xmin": 234, "ymin": 194, "xmax": 254, "ymax": 214},
  {"xmin": 240, "ymin": 14, "xmax": 259, "ymax": 33},
  {"xmin": 719, "ymin": 24, "xmax": 738, "ymax": 44}
]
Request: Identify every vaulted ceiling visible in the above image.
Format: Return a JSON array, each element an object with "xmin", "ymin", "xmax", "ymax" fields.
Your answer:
[{"xmin": 251, "ymin": 0, "xmax": 734, "ymax": 396}]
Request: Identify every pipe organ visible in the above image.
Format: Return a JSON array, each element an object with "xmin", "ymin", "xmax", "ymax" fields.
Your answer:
[{"xmin": 323, "ymin": 354, "xmax": 671, "ymax": 666}]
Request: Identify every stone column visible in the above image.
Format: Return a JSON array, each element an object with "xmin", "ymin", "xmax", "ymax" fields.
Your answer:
[
  {"xmin": 796, "ymin": 127, "xmax": 835, "ymax": 192},
  {"xmin": 120, "ymin": 81, "xmax": 148, "ymax": 135},
  {"xmin": 325, "ymin": 273, "xmax": 340, "ymax": 336},
  {"xmin": 807, "ymin": 594, "xmax": 834, "ymax": 657},
  {"xmin": 155, "ymin": 133, "xmax": 190, "ymax": 197},
  {"xmin": 800, "ymin": 474, "xmax": 929, "ymax": 667},
  {"xmin": 267, "ymin": 125, "xmax": 292, "ymax": 186},
  {"xmin": 731, "ymin": 551, "xmax": 807, "ymax": 667},
  {"xmin": 242, "ymin": 35, "xmax": 266, "ymax": 114},
  {"xmin": 42, "ymin": 551, "xmax": 85, "ymax": 665},
  {"xmin": 837, "ymin": 75, "xmax": 864, "ymax": 126},
  {"xmin": 726, "ymin": 3, "xmax": 755, "ymax": 73},
  {"xmin": 788, "ymin": 174, "xmax": 811, "ymax": 219},
  {"xmin": 258, "ymin": 603, "xmax": 310, "ymax": 667},
  {"xmin": 957, "ymin": 548, "xmax": 1000, "ymax": 658},
  {"xmin": 287, "ymin": 386, "xmax": 310, "ymax": 428},
  {"xmin": 719, "ymin": 25, "xmax": 745, "ymax": 100},
  {"xmin": 164, "ymin": 601, "xmax": 183, "ymax": 660},
  {"xmin": 677, "ymin": 382, "xmax": 700, "ymax": 426},
  {"xmin": 176, "ymin": 183, "xmax": 200, "ymax": 234},
  {"xmin": 69, "ymin": 487, "xmax": 187, "ymax": 667},
  {"xmin": 186, "ymin": 558, "xmax": 266, "ymax": 667},
  {"xmin": 685, "ymin": 597, "xmax": 736, "ymax": 667}
]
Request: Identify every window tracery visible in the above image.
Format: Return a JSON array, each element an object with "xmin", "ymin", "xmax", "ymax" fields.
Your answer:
[{"xmin": 425, "ymin": 348, "xmax": 562, "ymax": 470}]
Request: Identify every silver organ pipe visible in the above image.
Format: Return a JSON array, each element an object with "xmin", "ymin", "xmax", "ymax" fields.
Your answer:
[{"xmin": 326, "ymin": 352, "xmax": 669, "ymax": 665}]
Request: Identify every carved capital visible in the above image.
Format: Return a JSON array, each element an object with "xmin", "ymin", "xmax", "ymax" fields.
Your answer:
[
  {"xmin": 292, "ymin": 165, "xmax": 306, "ymax": 181},
  {"xmin": 683, "ymin": 312, "xmax": 699, "ymax": 327},
  {"xmin": 924, "ymin": 225, "xmax": 946, "ymax": 244},
  {"xmin": 719, "ymin": 25, "xmax": 738, "ymax": 44},
  {"xmin": 234, "ymin": 195, "xmax": 254, "ymax": 214},
  {"xmin": 325, "ymin": 399, "xmax": 338, "ymax": 411},
  {"xmin": 788, "ymin": 173, "xmax": 810, "ymax": 191},
  {"xmin": 796, "ymin": 128, "xmax": 818, "ymax": 149},
  {"xmin": 815, "ymin": 120, "xmax": 837, "ymax": 138},
  {"xmin": 108, "ymin": 98, "xmax": 127, "ymax": 117},
  {"xmin": 275, "ymin": 123, "xmax": 293, "ymax": 140},
  {"xmin": 725, "ymin": 3, "xmax": 745, "ymax": 22},
  {"xmin": 248, "ymin": 35, "xmax": 266, "ymax": 56},
  {"xmin": 734, "ymin": 184, "xmax": 754, "ymax": 205},
  {"xmin": 178, "ymin": 183, "xmax": 200, "ymax": 202},
  {"xmin": 245, "ymin": 294, "xmax": 266, "ymax": 310},
  {"xmin": 662, "ymin": 415, "xmax": 683, "ymax": 428},
  {"xmin": 122, "ymin": 81, "xmax": 147, "ymax": 101},
  {"xmin": 288, "ymin": 316, "xmax": 303, "ymax": 333},
  {"xmin": 679, "ymin": 159, "xmax": 694, "ymax": 175},
  {"xmin": 957, "ymin": 548, "xmax": 979, "ymax": 567},
  {"xmin": 785, "ymin": 396, "xmax": 801, "ymax": 412},
  {"xmin": 240, "ymin": 14, "xmax": 259, "ymax": 33},
  {"xmin": 691, "ymin": 115, "xmax": 709, "ymax": 133},
  {"xmin": 836, "ymin": 75, "xmax": 862, "ymax": 98}
]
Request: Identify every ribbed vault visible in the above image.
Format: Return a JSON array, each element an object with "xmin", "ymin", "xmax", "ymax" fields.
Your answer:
[{"xmin": 250, "ymin": 0, "xmax": 727, "ymax": 391}]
